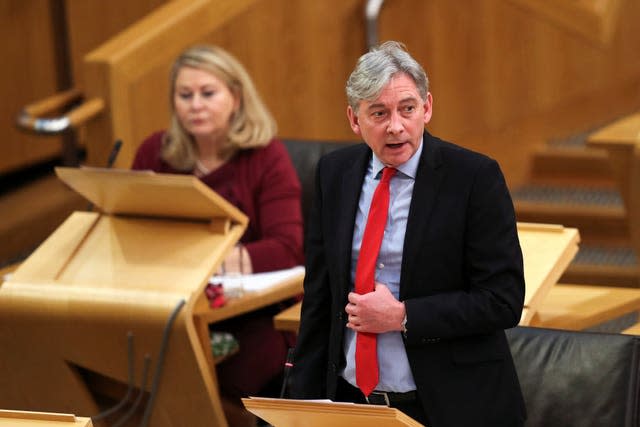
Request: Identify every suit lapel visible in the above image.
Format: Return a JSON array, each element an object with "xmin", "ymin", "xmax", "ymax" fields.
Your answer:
[
  {"xmin": 400, "ymin": 133, "xmax": 445, "ymax": 296},
  {"xmin": 335, "ymin": 145, "xmax": 370, "ymax": 297}
]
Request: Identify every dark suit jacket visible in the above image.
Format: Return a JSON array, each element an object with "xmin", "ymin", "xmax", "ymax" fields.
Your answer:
[{"xmin": 290, "ymin": 131, "xmax": 527, "ymax": 427}]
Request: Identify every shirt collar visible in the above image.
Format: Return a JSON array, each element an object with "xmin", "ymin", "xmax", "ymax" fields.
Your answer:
[{"xmin": 371, "ymin": 136, "xmax": 423, "ymax": 179}]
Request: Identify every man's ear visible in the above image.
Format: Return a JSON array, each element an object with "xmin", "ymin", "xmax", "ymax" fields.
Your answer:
[
  {"xmin": 423, "ymin": 92, "xmax": 434, "ymax": 125},
  {"xmin": 347, "ymin": 105, "xmax": 361, "ymax": 136}
]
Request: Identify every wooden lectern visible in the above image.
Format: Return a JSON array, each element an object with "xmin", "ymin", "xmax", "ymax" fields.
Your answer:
[
  {"xmin": 242, "ymin": 397, "xmax": 423, "ymax": 427},
  {"xmin": 0, "ymin": 167, "xmax": 303, "ymax": 427}
]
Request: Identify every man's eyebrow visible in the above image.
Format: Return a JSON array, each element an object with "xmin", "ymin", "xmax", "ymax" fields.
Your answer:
[
  {"xmin": 398, "ymin": 96, "xmax": 419, "ymax": 104},
  {"xmin": 367, "ymin": 96, "xmax": 419, "ymax": 109},
  {"xmin": 366, "ymin": 102, "xmax": 386, "ymax": 111}
]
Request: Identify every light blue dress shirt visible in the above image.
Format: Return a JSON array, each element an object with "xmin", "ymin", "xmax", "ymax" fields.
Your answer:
[{"xmin": 341, "ymin": 140, "xmax": 423, "ymax": 392}]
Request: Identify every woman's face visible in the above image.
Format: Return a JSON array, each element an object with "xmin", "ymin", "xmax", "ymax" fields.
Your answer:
[{"xmin": 173, "ymin": 66, "xmax": 238, "ymax": 143}]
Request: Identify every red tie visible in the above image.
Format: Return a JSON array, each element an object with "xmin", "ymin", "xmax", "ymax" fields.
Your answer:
[{"xmin": 355, "ymin": 166, "xmax": 396, "ymax": 397}]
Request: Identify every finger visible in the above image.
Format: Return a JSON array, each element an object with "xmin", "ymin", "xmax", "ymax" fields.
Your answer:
[
  {"xmin": 347, "ymin": 292, "xmax": 360, "ymax": 303},
  {"xmin": 345, "ymin": 302, "xmax": 356, "ymax": 315}
]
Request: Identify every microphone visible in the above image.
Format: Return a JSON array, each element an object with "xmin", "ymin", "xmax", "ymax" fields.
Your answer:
[
  {"xmin": 279, "ymin": 348, "xmax": 295, "ymax": 398},
  {"xmin": 87, "ymin": 139, "xmax": 123, "ymax": 211},
  {"xmin": 106, "ymin": 139, "xmax": 123, "ymax": 168}
]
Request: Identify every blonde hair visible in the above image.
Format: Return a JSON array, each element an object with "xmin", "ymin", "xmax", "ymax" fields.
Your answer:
[{"xmin": 162, "ymin": 45, "xmax": 277, "ymax": 170}]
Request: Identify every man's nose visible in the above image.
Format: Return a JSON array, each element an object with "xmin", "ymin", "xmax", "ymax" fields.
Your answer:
[{"xmin": 387, "ymin": 111, "xmax": 403, "ymax": 134}]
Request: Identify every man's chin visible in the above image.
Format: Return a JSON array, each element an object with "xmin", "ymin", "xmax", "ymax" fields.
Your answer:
[{"xmin": 380, "ymin": 147, "xmax": 413, "ymax": 167}]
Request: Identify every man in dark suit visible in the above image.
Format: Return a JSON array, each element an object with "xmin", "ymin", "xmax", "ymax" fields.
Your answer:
[{"xmin": 290, "ymin": 41, "xmax": 526, "ymax": 426}]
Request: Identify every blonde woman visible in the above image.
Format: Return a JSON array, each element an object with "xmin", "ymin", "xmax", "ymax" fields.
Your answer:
[{"xmin": 132, "ymin": 45, "xmax": 303, "ymax": 425}]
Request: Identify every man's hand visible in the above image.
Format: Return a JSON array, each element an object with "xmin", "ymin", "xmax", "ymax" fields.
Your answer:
[{"xmin": 345, "ymin": 283, "xmax": 405, "ymax": 334}]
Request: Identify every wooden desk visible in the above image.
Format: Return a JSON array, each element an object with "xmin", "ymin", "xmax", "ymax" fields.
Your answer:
[
  {"xmin": 529, "ymin": 284, "xmax": 640, "ymax": 330},
  {"xmin": 622, "ymin": 322, "xmax": 640, "ymax": 335},
  {"xmin": 0, "ymin": 410, "xmax": 92, "ymax": 427},
  {"xmin": 194, "ymin": 272, "xmax": 303, "ymax": 324},
  {"xmin": 517, "ymin": 223, "xmax": 580, "ymax": 324},
  {"xmin": 275, "ymin": 284, "xmax": 640, "ymax": 333},
  {"xmin": 274, "ymin": 301, "xmax": 302, "ymax": 333}
]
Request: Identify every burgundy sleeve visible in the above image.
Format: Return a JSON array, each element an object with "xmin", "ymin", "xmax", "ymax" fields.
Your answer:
[
  {"xmin": 244, "ymin": 141, "xmax": 304, "ymax": 272},
  {"xmin": 131, "ymin": 132, "xmax": 164, "ymax": 170}
]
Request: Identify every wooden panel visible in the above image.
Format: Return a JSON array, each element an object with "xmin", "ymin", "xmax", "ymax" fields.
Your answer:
[
  {"xmin": 79, "ymin": 0, "xmax": 640, "ymax": 190},
  {"xmin": 64, "ymin": 0, "xmax": 167, "ymax": 89},
  {"xmin": 0, "ymin": 1, "xmax": 63, "ymax": 173},
  {"xmin": 377, "ymin": 0, "xmax": 640, "ymax": 186},
  {"xmin": 507, "ymin": 0, "xmax": 622, "ymax": 45},
  {"xmin": 207, "ymin": 0, "xmax": 366, "ymax": 143}
]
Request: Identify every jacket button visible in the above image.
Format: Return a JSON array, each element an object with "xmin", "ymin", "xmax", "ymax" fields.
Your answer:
[{"xmin": 336, "ymin": 312, "xmax": 343, "ymax": 321}]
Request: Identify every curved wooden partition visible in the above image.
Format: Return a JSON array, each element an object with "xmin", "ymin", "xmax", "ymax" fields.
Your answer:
[{"xmin": 81, "ymin": 0, "xmax": 640, "ymax": 189}]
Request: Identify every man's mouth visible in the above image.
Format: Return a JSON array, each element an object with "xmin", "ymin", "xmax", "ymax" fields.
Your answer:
[{"xmin": 386, "ymin": 141, "xmax": 405, "ymax": 149}]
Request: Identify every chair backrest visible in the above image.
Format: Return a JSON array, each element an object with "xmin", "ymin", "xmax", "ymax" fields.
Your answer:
[
  {"xmin": 282, "ymin": 139, "xmax": 357, "ymax": 231},
  {"xmin": 507, "ymin": 326, "xmax": 640, "ymax": 427}
]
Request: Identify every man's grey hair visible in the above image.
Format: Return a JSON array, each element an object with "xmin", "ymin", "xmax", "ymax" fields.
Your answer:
[{"xmin": 346, "ymin": 41, "xmax": 429, "ymax": 113}]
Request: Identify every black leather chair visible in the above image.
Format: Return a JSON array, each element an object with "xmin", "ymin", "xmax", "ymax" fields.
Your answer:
[
  {"xmin": 282, "ymin": 139, "xmax": 356, "ymax": 233},
  {"xmin": 507, "ymin": 326, "xmax": 640, "ymax": 427}
]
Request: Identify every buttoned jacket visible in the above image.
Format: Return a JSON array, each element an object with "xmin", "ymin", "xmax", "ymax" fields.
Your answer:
[{"xmin": 291, "ymin": 131, "xmax": 527, "ymax": 427}]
